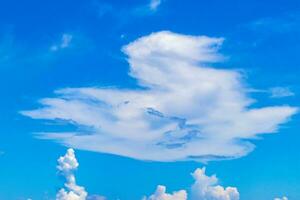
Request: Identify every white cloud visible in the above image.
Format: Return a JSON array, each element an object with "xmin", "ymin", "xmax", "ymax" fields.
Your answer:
[
  {"xmin": 56, "ymin": 148, "xmax": 88, "ymax": 200},
  {"xmin": 51, "ymin": 33, "xmax": 73, "ymax": 51},
  {"xmin": 143, "ymin": 185, "xmax": 187, "ymax": 200},
  {"xmin": 274, "ymin": 197, "xmax": 288, "ymax": 200},
  {"xmin": 22, "ymin": 31, "xmax": 298, "ymax": 162},
  {"xmin": 269, "ymin": 87, "xmax": 295, "ymax": 98},
  {"xmin": 191, "ymin": 168, "xmax": 239, "ymax": 200},
  {"xmin": 144, "ymin": 167, "xmax": 239, "ymax": 200},
  {"xmin": 149, "ymin": 0, "xmax": 161, "ymax": 11}
]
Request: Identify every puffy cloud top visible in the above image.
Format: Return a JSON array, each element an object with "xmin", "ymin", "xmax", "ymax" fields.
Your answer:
[
  {"xmin": 191, "ymin": 168, "xmax": 239, "ymax": 200},
  {"xmin": 56, "ymin": 148, "xmax": 88, "ymax": 200},
  {"xmin": 143, "ymin": 185, "xmax": 187, "ymax": 200},
  {"xmin": 144, "ymin": 167, "xmax": 239, "ymax": 200},
  {"xmin": 22, "ymin": 31, "xmax": 298, "ymax": 161}
]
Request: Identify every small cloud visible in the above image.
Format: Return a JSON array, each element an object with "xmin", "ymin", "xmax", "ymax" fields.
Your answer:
[
  {"xmin": 248, "ymin": 12, "xmax": 300, "ymax": 34},
  {"xmin": 56, "ymin": 148, "xmax": 107, "ymax": 200},
  {"xmin": 274, "ymin": 197, "xmax": 288, "ymax": 200},
  {"xmin": 269, "ymin": 87, "xmax": 295, "ymax": 98},
  {"xmin": 143, "ymin": 185, "xmax": 187, "ymax": 200},
  {"xmin": 87, "ymin": 195, "xmax": 107, "ymax": 200},
  {"xmin": 149, "ymin": 0, "xmax": 161, "ymax": 11},
  {"xmin": 50, "ymin": 33, "xmax": 73, "ymax": 52},
  {"xmin": 94, "ymin": 2, "xmax": 113, "ymax": 18}
]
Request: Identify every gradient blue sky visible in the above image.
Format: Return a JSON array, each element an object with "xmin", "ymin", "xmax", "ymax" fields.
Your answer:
[{"xmin": 0, "ymin": 0, "xmax": 300, "ymax": 199}]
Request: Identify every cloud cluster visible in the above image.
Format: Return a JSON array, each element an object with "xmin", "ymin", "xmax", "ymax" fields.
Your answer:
[
  {"xmin": 54, "ymin": 149, "xmax": 239, "ymax": 200},
  {"xmin": 56, "ymin": 148, "xmax": 88, "ymax": 200},
  {"xmin": 54, "ymin": 149, "xmax": 287, "ymax": 200},
  {"xmin": 144, "ymin": 167, "xmax": 239, "ymax": 200},
  {"xmin": 22, "ymin": 31, "xmax": 297, "ymax": 162}
]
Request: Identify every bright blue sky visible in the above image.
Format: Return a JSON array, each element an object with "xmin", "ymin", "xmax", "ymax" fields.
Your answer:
[{"xmin": 0, "ymin": 0, "xmax": 300, "ymax": 199}]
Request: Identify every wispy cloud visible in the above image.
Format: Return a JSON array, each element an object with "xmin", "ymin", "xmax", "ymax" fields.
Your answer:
[
  {"xmin": 269, "ymin": 87, "xmax": 295, "ymax": 98},
  {"xmin": 50, "ymin": 33, "xmax": 73, "ymax": 52},
  {"xmin": 149, "ymin": 0, "xmax": 162, "ymax": 11},
  {"xmin": 22, "ymin": 31, "xmax": 297, "ymax": 162},
  {"xmin": 248, "ymin": 12, "xmax": 300, "ymax": 34},
  {"xmin": 274, "ymin": 197, "xmax": 288, "ymax": 200}
]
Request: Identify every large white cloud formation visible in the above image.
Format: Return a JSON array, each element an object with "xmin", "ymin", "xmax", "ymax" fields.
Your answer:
[
  {"xmin": 144, "ymin": 167, "xmax": 239, "ymax": 200},
  {"xmin": 22, "ymin": 31, "xmax": 297, "ymax": 161},
  {"xmin": 56, "ymin": 148, "xmax": 88, "ymax": 200}
]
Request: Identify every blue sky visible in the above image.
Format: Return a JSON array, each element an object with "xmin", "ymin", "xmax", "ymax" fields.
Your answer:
[{"xmin": 0, "ymin": 0, "xmax": 300, "ymax": 199}]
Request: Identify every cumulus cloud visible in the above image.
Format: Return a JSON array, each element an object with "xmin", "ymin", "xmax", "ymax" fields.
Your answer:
[
  {"xmin": 144, "ymin": 167, "xmax": 239, "ymax": 200},
  {"xmin": 274, "ymin": 197, "xmax": 288, "ymax": 200},
  {"xmin": 269, "ymin": 87, "xmax": 295, "ymax": 98},
  {"xmin": 56, "ymin": 148, "xmax": 88, "ymax": 200},
  {"xmin": 191, "ymin": 168, "xmax": 239, "ymax": 200},
  {"xmin": 22, "ymin": 31, "xmax": 298, "ymax": 162},
  {"xmin": 143, "ymin": 185, "xmax": 187, "ymax": 200},
  {"xmin": 51, "ymin": 33, "xmax": 73, "ymax": 51}
]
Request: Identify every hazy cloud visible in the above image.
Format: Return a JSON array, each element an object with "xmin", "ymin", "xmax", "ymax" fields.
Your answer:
[
  {"xmin": 149, "ymin": 0, "xmax": 161, "ymax": 11},
  {"xmin": 51, "ymin": 34, "xmax": 73, "ymax": 52},
  {"xmin": 274, "ymin": 197, "xmax": 288, "ymax": 200},
  {"xmin": 269, "ymin": 87, "xmax": 295, "ymax": 98}
]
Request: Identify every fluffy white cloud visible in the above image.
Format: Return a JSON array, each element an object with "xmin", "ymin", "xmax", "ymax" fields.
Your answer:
[
  {"xmin": 56, "ymin": 148, "xmax": 88, "ymax": 200},
  {"xmin": 22, "ymin": 31, "xmax": 298, "ymax": 162},
  {"xmin": 143, "ymin": 185, "xmax": 187, "ymax": 200},
  {"xmin": 269, "ymin": 87, "xmax": 294, "ymax": 98},
  {"xmin": 144, "ymin": 167, "xmax": 239, "ymax": 200},
  {"xmin": 274, "ymin": 197, "xmax": 288, "ymax": 200},
  {"xmin": 191, "ymin": 168, "xmax": 239, "ymax": 200},
  {"xmin": 51, "ymin": 33, "xmax": 73, "ymax": 51}
]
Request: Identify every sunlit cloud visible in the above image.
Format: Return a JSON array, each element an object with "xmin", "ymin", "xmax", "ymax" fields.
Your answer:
[{"xmin": 22, "ymin": 31, "xmax": 298, "ymax": 162}]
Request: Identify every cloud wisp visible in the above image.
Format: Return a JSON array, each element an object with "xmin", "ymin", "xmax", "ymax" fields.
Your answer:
[
  {"xmin": 269, "ymin": 87, "xmax": 295, "ymax": 98},
  {"xmin": 22, "ymin": 31, "xmax": 297, "ymax": 162},
  {"xmin": 149, "ymin": 0, "xmax": 162, "ymax": 11},
  {"xmin": 51, "ymin": 33, "xmax": 73, "ymax": 52},
  {"xmin": 274, "ymin": 197, "xmax": 288, "ymax": 200}
]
